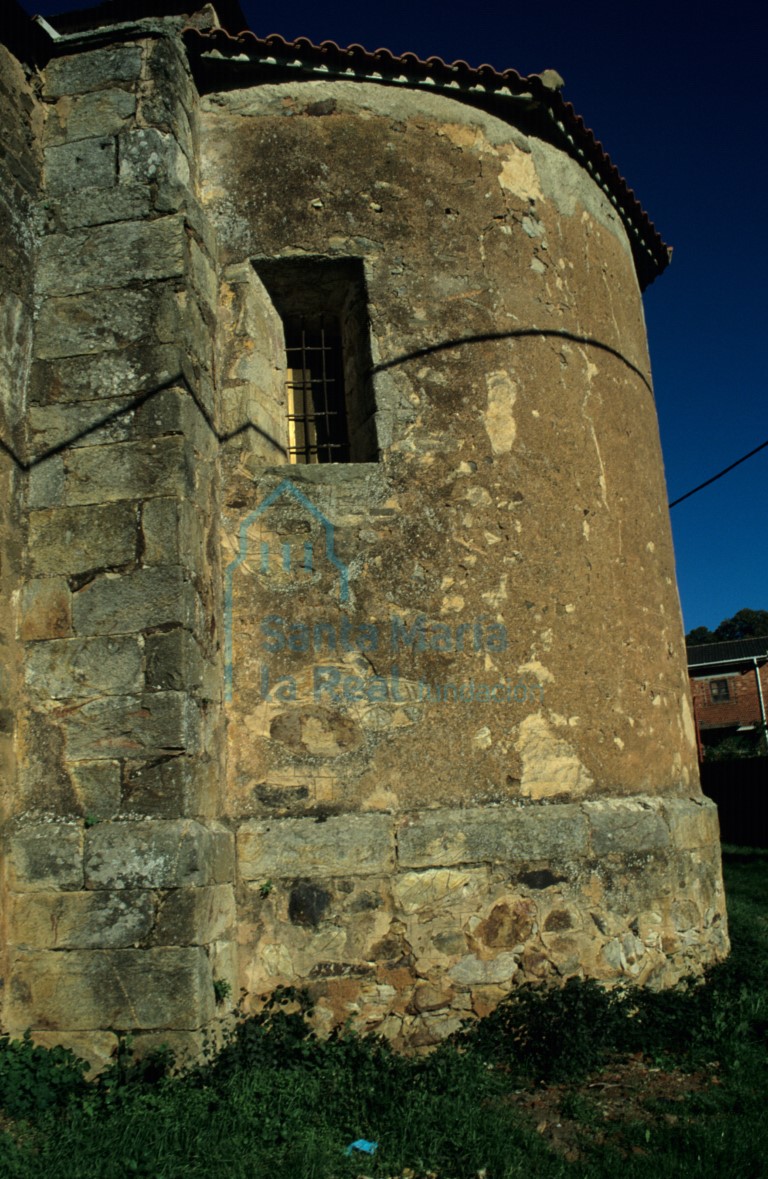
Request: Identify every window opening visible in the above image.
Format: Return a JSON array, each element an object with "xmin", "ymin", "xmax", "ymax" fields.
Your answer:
[
  {"xmin": 285, "ymin": 317, "xmax": 350, "ymax": 463},
  {"xmin": 709, "ymin": 678, "xmax": 731, "ymax": 703},
  {"xmin": 253, "ymin": 257, "xmax": 377, "ymax": 464}
]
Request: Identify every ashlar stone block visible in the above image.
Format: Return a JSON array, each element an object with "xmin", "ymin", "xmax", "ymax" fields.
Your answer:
[
  {"xmin": 44, "ymin": 88, "xmax": 137, "ymax": 147},
  {"xmin": 119, "ymin": 127, "xmax": 190, "ymax": 188},
  {"xmin": 35, "ymin": 287, "xmax": 179, "ymax": 360},
  {"xmin": 0, "ymin": 292, "xmax": 34, "ymax": 432},
  {"xmin": 152, "ymin": 884, "xmax": 236, "ymax": 946},
  {"xmin": 70, "ymin": 760, "xmax": 121, "ymax": 820},
  {"xmin": 72, "ymin": 567, "xmax": 197, "ymax": 636},
  {"xmin": 238, "ymin": 814, "xmax": 395, "ymax": 879},
  {"xmin": 26, "ymin": 393, "xmax": 137, "ymax": 452},
  {"xmin": 10, "ymin": 889, "xmax": 155, "ymax": 949},
  {"xmin": 19, "ymin": 576, "xmax": 72, "ymax": 640},
  {"xmin": 135, "ymin": 385, "xmax": 200, "ymax": 436},
  {"xmin": 662, "ymin": 797, "xmax": 720, "ymax": 850},
  {"xmin": 141, "ymin": 497, "xmax": 204, "ymax": 569},
  {"xmin": 27, "ymin": 502, "xmax": 137, "ymax": 576},
  {"xmin": 141, "ymin": 38, "xmax": 197, "ymax": 143},
  {"xmin": 38, "ymin": 216, "xmax": 186, "ymax": 297},
  {"xmin": 27, "ymin": 399, "xmax": 137, "ymax": 456},
  {"xmin": 29, "ymin": 346, "xmax": 182, "ymax": 405},
  {"xmin": 7, "ymin": 823, "xmax": 83, "ymax": 892},
  {"xmin": 58, "ymin": 691, "xmax": 196, "ymax": 760},
  {"xmin": 145, "ymin": 628, "xmax": 203, "ymax": 692},
  {"xmin": 84, "ymin": 819, "xmax": 231, "ymax": 889},
  {"xmin": 121, "ymin": 754, "xmax": 205, "ymax": 819},
  {"xmin": 33, "ymin": 1031, "xmax": 117, "ymax": 1077},
  {"xmin": 63, "ymin": 436, "xmax": 192, "ymax": 505},
  {"xmin": 25, "ymin": 635, "xmax": 143, "ymax": 699},
  {"xmin": 53, "ymin": 182, "xmax": 153, "ymax": 230},
  {"xmin": 27, "ymin": 455, "xmax": 65, "ymax": 509},
  {"xmin": 44, "ymin": 136, "xmax": 116, "ymax": 196},
  {"xmin": 187, "ymin": 236, "xmax": 218, "ymax": 311},
  {"xmin": 43, "ymin": 45, "xmax": 143, "ymax": 99},
  {"xmin": 584, "ymin": 798, "xmax": 671, "ymax": 856},
  {"xmin": 397, "ymin": 805, "xmax": 589, "ymax": 868},
  {"xmin": 8, "ymin": 947, "xmax": 215, "ymax": 1030}
]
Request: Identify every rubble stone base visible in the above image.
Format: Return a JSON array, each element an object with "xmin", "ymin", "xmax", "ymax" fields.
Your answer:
[{"xmin": 236, "ymin": 795, "xmax": 728, "ymax": 1047}]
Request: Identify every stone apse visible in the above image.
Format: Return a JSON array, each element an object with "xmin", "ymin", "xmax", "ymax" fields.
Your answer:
[{"xmin": 0, "ymin": 1, "xmax": 727, "ymax": 1064}]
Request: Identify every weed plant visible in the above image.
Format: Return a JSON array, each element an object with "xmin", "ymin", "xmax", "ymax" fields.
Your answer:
[
  {"xmin": 0, "ymin": 1031, "xmax": 88, "ymax": 1120},
  {"xmin": 0, "ymin": 847, "xmax": 765, "ymax": 1178}
]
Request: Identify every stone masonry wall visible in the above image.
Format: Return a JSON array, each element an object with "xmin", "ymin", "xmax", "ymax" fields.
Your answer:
[
  {"xmin": 206, "ymin": 80, "xmax": 729, "ymax": 1041},
  {"xmin": 3, "ymin": 28, "xmax": 236, "ymax": 1067},
  {"xmin": 207, "ymin": 81, "xmax": 700, "ymax": 806},
  {"xmin": 236, "ymin": 796, "xmax": 725, "ymax": 1045},
  {"xmin": 0, "ymin": 12, "xmax": 729, "ymax": 1061},
  {"xmin": 0, "ymin": 37, "xmax": 43, "ymax": 1033}
]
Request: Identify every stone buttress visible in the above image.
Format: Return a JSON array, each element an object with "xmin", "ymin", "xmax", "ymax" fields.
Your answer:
[{"xmin": 1, "ymin": 13, "xmax": 234, "ymax": 1066}]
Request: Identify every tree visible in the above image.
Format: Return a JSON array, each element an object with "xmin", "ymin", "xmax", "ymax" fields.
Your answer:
[
  {"xmin": 686, "ymin": 625, "xmax": 713, "ymax": 644},
  {"xmin": 686, "ymin": 608, "xmax": 768, "ymax": 645},
  {"xmin": 712, "ymin": 608, "xmax": 768, "ymax": 641}
]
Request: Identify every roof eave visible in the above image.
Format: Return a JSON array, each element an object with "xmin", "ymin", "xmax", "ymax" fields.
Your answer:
[{"xmin": 183, "ymin": 26, "xmax": 670, "ymax": 290}]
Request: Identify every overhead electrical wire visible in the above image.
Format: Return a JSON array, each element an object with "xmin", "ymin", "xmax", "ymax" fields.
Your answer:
[{"xmin": 669, "ymin": 438, "xmax": 768, "ymax": 509}]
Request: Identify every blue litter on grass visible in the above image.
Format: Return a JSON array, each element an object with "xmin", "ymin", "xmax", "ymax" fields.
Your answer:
[{"xmin": 344, "ymin": 1139, "xmax": 378, "ymax": 1156}]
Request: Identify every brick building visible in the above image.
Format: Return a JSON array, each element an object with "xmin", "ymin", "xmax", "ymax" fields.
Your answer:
[{"xmin": 688, "ymin": 638, "xmax": 768, "ymax": 758}]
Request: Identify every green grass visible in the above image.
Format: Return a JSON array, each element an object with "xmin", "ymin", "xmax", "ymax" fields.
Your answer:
[{"xmin": 1, "ymin": 847, "xmax": 767, "ymax": 1178}]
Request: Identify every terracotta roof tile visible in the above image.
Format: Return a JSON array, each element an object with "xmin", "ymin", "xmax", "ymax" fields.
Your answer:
[{"xmin": 184, "ymin": 24, "xmax": 670, "ymax": 288}]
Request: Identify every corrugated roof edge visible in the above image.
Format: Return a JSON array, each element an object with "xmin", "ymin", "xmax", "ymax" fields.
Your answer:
[
  {"xmin": 183, "ymin": 24, "xmax": 671, "ymax": 291},
  {"xmin": 687, "ymin": 637, "xmax": 768, "ymax": 667}
]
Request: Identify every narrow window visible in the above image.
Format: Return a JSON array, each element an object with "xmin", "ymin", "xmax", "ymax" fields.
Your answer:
[
  {"xmin": 253, "ymin": 258, "xmax": 377, "ymax": 464},
  {"xmin": 709, "ymin": 678, "xmax": 730, "ymax": 703},
  {"xmin": 285, "ymin": 316, "xmax": 349, "ymax": 463}
]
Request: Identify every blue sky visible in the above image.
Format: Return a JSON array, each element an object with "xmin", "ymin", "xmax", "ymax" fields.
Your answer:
[{"xmin": 21, "ymin": 0, "xmax": 767, "ymax": 633}]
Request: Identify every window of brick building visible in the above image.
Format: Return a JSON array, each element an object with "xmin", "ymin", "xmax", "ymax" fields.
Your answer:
[
  {"xmin": 253, "ymin": 258, "xmax": 377, "ymax": 464},
  {"xmin": 709, "ymin": 678, "xmax": 730, "ymax": 703}
]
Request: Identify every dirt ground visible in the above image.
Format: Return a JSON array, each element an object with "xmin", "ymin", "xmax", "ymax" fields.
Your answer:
[{"xmin": 505, "ymin": 1054, "xmax": 718, "ymax": 1163}]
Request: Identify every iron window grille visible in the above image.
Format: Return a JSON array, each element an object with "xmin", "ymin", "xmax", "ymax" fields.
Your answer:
[
  {"xmin": 285, "ymin": 317, "xmax": 350, "ymax": 464},
  {"xmin": 253, "ymin": 256, "xmax": 378, "ymax": 465}
]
